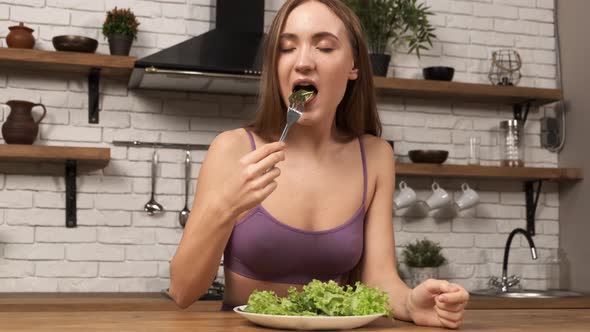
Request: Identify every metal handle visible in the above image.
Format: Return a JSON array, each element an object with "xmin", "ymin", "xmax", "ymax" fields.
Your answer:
[
  {"xmin": 185, "ymin": 150, "xmax": 191, "ymax": 204},
  {"xmin": 151, "ymin": 150, "xmax": 158, "ymax": 196}
]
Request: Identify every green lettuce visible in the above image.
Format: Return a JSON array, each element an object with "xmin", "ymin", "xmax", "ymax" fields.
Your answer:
[{"xmin": 243, "ymin": 279, "xmax": 393, "ymax": 317}]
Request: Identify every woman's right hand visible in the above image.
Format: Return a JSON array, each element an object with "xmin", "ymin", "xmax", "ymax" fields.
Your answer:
[{"xmin": 222, "ymin": 141, "xmax": 286, "ymax": 217}]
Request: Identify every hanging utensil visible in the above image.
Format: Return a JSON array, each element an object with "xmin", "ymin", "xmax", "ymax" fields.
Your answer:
[
  {"xmin": 144, "ymin": 149, "xmax": 164, "ymax": 215},
  {"xmin": 179, "ymin": 150, "xmax": 191, "ymax": 227}
]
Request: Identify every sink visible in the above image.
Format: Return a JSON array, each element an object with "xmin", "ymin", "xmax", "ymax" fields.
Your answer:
[{"xmin": 471, "ymin": 288, "xmax": 584, "ymax": 298}]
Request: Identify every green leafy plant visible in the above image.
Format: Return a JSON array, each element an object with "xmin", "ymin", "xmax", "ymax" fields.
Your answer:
[
  {"xmin": 102, "ymin": 7, "xmax": 140, "ymax": 40},
  {"xmin": 344, "ymin": 0, "xmax": 436, "ymax": 57},
  {"xmin": 402, "ymin": 238, "xmax": 447, "ymax": 268}
]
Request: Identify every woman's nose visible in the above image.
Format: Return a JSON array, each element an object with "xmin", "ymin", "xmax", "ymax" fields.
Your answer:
[{"xmin": 294, "ymin": 47, "xmax": 315, "ymax": 73}]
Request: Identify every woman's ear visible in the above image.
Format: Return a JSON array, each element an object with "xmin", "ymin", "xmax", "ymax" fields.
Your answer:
[{"xmin": 349, "ymin": 66, "xmax": 359, "ymax": 80}]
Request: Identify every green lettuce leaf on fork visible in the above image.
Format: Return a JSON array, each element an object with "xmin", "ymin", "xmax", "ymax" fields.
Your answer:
[
  {"xmin": 288, "ymin": 88, "xmax": 315, "ymax": 106},
  {"xmin": 243, "ymin": 279, "xmax": 393, "ymax": 317}
]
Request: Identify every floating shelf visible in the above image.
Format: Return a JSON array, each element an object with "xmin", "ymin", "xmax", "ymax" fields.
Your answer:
[
  {"xmin": 0, "ymin": 144, "xmax": 110, "ymax": 169},
  {"xmin": 396, "ymin": 163, "xmax": 582, "ymax": 181},
  {"xmin": 0, "ymin": 48, "xmax": 135, "ymax": 79},
  {"xmin": 0, "ymin": 48, "xmax": 561, "ymax": 107},
  {"xmin": 0, "ymin": 144, "xmax": 111, "ymax": 228},
  {"xmin": 373, "ymin": 76, "xmax": 562, "ymax": 107},
  {"xmin": 0, "ymin": 48, "xmax": 562, "ymax": 119},
  {"xmin": 396, "ymin": 162, "xmax": 582, "ymax": 236},
  {"xmin": 0, "ymin": 48, "xmax": 136, "ymax": 124}
]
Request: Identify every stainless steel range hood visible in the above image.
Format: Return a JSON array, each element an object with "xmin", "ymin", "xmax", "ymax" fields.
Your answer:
[{"xmin": 128, "ymin": 0, "xmax": 264, "ymax": 95}]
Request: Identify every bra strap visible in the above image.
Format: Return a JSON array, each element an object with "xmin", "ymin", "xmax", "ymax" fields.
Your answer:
[
  {"xmin": 358, "ymin": 136, "xmax": 367, "ymax": 205},
  {"xmin": 244, "ymin": 128, "xmax": 256, "ymax": 151}
]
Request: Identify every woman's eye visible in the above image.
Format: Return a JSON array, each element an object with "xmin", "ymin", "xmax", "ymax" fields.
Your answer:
[
  {"xmin": 317, "ymin": 47, "xmax": 334, "ymax": 53},
  {"xmin": 279, "ymin": 47, "xmax": 295, "ymax": 53}
]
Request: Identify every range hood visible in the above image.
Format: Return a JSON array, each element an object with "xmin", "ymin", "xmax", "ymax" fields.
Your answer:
[{"xmin": 129, "ymin": 0, "xmax": 264, "ymax": 95}]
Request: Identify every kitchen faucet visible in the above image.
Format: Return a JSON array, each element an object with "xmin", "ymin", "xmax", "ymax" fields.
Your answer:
[{"xmin": 489, "ymin": 227, "xmax": 538, "ymax": 292}]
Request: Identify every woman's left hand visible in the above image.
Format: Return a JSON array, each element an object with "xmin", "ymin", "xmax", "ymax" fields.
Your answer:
[{"xmin": 406, "ymin": 278, "xmax": 469, "ymax": 329}]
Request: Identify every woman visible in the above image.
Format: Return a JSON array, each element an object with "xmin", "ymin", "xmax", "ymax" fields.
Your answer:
[{"xmin": 169, "ymin": 0, "xmax": 469, "ymax": 328}]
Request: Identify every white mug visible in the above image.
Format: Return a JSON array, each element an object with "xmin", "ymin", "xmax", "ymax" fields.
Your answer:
[
  {"xmin": 394, "ymin": 181, "xmax": 417, "ymax": 209},
  {"xmin": 422, "ymin": 182, "xmax": 451, "ymax": 210},
  {"xmin": 453, "ymin": 183, "xmax": 479, "ymax": 211}
]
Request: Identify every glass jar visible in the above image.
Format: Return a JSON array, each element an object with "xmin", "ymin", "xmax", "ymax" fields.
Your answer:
[{"xmin": 499, "ymin": 119, "xmax": 524, "ymax": 167}]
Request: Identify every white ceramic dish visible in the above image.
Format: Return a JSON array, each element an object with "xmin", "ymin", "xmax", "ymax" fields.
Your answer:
[{"xmin": 233, "ymin": 305, "xmax": 387, "ymax": 330}]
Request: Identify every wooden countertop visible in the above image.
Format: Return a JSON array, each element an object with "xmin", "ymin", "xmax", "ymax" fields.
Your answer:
[
  {"xmin": 2, "ymin": 293, "xmax": 590, "ymax": 311},
  {"xmin": 1, "ymin": 294, "xmax": 590, "ymax": 331},
  {"xmin": 2, "ymin": 308, "xmax": 590, "ymax": 332}
]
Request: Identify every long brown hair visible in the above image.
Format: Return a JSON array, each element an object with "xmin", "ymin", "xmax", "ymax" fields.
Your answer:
[{"xmin": 248, "ymin": 0, "xmax": 381, "ymax": 142}]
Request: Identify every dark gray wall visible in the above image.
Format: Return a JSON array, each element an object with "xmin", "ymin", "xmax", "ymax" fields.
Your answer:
[{"xmin": 557, "ymin": 0, "xmax": 590, "ymax": 292}]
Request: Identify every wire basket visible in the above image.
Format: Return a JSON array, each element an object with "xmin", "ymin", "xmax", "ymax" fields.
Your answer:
[{"xmin": 488, "ymin": 49, "xmax": 522, "ymax": 86}]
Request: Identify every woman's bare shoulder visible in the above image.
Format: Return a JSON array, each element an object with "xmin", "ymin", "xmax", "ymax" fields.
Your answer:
[
  {"xmin": 360, "ymin": 134, "xmax": 394, "ymax": 159},
  {"xmin": 207, "ymin": 128, "xmax": 252, "ymax": 158},
  {"xmin": 196, "ymin": 128, "xmax": 252, "ymax": 191}
]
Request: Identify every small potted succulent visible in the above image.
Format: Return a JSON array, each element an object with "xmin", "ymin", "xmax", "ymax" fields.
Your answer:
[
  {"xmin": 102, "ymin": 7, "xmax": 140, "ymax": 56},
  {"xmin": 402, "ymin": 238, "xmax": 447, "ymax": 287},
  {"xmin": 344, "ymin": 0, "xmax": 437, "ymax": 76}
]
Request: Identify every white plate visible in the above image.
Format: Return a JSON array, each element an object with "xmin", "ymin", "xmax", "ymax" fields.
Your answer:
[{"xmin": 233, "ymin": 305, "xmax": 387, "ymax": 330}]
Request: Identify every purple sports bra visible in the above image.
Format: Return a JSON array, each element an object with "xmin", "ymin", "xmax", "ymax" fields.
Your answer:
[{"xmin": 222, "ymin": 129, "xmax": 367, "ymax": 285}]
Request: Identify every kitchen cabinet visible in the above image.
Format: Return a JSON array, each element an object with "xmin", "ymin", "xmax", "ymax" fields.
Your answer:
[{"xmin": 0, "ymin": 144, "xmax": 110, "ymax": 227}]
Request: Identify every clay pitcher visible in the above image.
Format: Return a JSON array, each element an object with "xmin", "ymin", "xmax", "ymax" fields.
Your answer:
[
  {"xmin": 6, "ymin": 22, "xmax": 35, "ymax": 49},
  {"xmin": 2, "ymin": 100, "xmax": 46, "ymax": 144}
]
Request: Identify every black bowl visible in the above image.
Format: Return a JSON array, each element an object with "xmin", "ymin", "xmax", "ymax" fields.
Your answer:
[
  {"xmin": 52, "ymin": 35, "xmax": 98, "ymax": 53},
  {"xmin": 422, "ymin": 66, "xmax": 455, "ymax": 81},
  {"xmin": 408, "ymin": 150, "xmax": 449, "ymax": 164}
]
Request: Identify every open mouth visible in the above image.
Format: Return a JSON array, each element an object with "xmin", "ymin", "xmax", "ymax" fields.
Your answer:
[{"xmin": 292, "ymin": 84, "xmax": 318, "ymax": 104}]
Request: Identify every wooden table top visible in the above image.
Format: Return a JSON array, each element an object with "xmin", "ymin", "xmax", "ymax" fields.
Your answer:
[
  {"xmin": 2, "ymin": 308, "xmax": 590, "ymax": 332},
  {"xmin": 2, "ymin": 292, "xmax": 590, "ymax": 311},
  {"xmin": 1, "ymin": 294, "xmax": 590, "ymax": 331}
]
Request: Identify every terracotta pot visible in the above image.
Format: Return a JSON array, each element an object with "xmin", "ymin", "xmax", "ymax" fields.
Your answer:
[
  {"xmin": 6, "ymin": 22, "xmax": 35, "ymax": 49},
  {"xmin": 2, "ymin": 100, "xmax": 46, "ymax": 144}
]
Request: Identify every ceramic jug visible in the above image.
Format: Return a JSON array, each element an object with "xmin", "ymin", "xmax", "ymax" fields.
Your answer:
[
  {"xmin": 2, "ymin": 100, "xmax": 46, "ymax": 144},
  {"xmin": 6, "ymin": 22, "xmax": 35, "ymax": 49}
]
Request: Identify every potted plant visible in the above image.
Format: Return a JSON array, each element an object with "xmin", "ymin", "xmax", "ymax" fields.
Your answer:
[
  {"xmin": 102, "ymin": 7, "xmax": 140, "ymax": 56},
  {"xmin": 402, "ymin": 238, "xmax": 447, "ymax": 287},
  {"xmin": 344, "ymin": 0, "xmax": 436, "ymax": 76}
]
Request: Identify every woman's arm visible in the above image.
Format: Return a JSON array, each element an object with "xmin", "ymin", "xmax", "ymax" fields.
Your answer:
[
  {"xmin": 358, "ymin": 136, "xmax": 413, "ymax": 319},
  {"xmin": 169, "ymin": 129, "xmax": 285, "ymax": 308},
  {"xmin": 359, "ymin": 136, "xmax": 469, "ymax": 329}
]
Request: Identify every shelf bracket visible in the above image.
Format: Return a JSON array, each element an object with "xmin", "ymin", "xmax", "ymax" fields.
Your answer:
[
  {"xmin": 513, "ymin": 102, "xmax": 531, "ymax": 125},
  {"xmin": 65, "ymin": 160, "xmax": 77, "ymax": 228},
  {"xmin": 524, "ymin": 180, "xmax": 543, "ymax": 236},
  {"xmin": 88, "ymin": 67, "xmax": 101, "ymax": 124}
]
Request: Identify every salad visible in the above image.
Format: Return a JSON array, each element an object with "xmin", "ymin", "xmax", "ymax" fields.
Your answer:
[{"xmin": 243, "ymin": 279, "xmax": 393, "ymax": 317}]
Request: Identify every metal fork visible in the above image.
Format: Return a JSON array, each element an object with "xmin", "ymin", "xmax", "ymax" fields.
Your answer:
[{"xmin": 279, "ymin": 106, "xmax": 302, "ymax": 142}]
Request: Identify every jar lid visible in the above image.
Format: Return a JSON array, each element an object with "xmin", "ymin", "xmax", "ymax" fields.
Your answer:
[{"xmin": 9, "ymin": 22, "xmax": 34, "ymax": 32}]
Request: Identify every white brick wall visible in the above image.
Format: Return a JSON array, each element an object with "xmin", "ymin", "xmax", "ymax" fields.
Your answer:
[{"xmin": 0, "ymin": 0, "xmax": 561, "ymax": 292}]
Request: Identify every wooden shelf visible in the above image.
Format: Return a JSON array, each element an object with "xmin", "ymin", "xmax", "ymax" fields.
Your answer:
[
  {"xmin": 0, "ymin": 144, "xmax": 110, "ymax": 170},
  {"xmin": 0, "ymin": 48, "xmax": 561, "ymax": 108},
  {"xmin": 396, "ymin": 162, "xmax": 582, "ymax": 181},
  {"xmin": 374, "ymin": 76, "xmax": 562, "ymax": 107},
  {"xmin": 0, "ymin": 144, "xmax": 110, "ymax": 228},
  {"xmin": 0, "ymin": 48, "xmax": 135, "ymax": 79}
]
